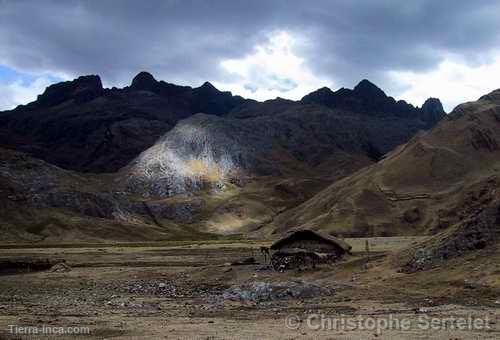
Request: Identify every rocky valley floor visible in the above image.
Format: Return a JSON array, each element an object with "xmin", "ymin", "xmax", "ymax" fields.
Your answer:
[{"xmin": 0, "ymin": 238, "xmax": 499, "ymax": 339}]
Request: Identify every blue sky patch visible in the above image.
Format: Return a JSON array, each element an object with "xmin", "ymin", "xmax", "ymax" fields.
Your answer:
[{"xmin": 0, "ymin": 65, "xmax": 63, "ymax": 86}]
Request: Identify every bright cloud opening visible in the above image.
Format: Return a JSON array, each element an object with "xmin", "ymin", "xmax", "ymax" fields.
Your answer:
[
  {"xmin": 391, "ymin": 55, "xmax": 500, "ymax": 112},
  {"xmin": 214, "ymin": 31, "xmax": 331, "ymax": 101}
]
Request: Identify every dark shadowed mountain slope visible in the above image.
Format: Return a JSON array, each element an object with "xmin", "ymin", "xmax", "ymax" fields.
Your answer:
[
  {"xmin": 0, "ymin": 75, "xmax": 444, "ymax": 174},
  {"xmin": 0, "ymin": 72, "xmax": 248, "ymax": 173}
]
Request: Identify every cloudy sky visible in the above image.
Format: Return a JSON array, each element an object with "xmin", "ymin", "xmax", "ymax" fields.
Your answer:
[{"xmin": 1, "ymin": 0, "xmax": 500, "ymax": 111}]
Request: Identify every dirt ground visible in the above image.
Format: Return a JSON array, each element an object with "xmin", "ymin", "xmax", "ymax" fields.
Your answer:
[{"xmin": 0, "ymin": 238, "xmax": 499, "ymax": 339}]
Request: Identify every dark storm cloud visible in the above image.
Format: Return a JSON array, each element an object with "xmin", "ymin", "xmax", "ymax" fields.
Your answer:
[
  {"xmin": 291, "ymin": 0, "xmax": 500, "ymax": 88},
  {"xmin": 0, "ymin": 0, "xmax": 280, "ymax": 85},
  {"xmin": 1, "ymin": 0, "xmax": 500, "ymax": 91}
]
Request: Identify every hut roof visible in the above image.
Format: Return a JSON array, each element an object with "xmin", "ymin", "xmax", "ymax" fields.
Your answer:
[{"xmin": 271, "ymin": 229, "xmax": 352, "ymax": 252}]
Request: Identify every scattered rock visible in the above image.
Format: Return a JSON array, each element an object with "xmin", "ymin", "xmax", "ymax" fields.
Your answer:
[
  {"xmin": 464, "ymin": 280, "xmax": 480, "ymax": 290},
  {"xmin": 50, "ymin": 262, "xmax": 72, "ymax": 273},
  {"xmin": 401, "ymin": 206, "xmax": 499, "ymax": 273},
  {"xmin": 103, "ymin": 280, "xmax": 227, "ymax": 300},
  {"xmin": 122, "ymin": 280, "xmax": 177, "ymax": 297},
  {"xmin": 222, "ymin": 281, "xmax": 334, "ymax": 302}
]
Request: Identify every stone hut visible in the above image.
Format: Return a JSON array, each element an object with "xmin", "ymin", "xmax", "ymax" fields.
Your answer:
[{"xmin": 270, "ymin": 229, "xmax": 352, "ymax": 271}]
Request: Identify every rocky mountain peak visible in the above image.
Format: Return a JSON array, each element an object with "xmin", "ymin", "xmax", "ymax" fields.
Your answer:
[
  {"xmin": 130, "ymin": 71, "xmax": 158, "ymax": 91},
  {"xmin": 353, "ymin": 79, "xmax": 386, "ymax": 98},
  {"xmin": 316, "ymin": 86, "xmax": 335, "ymax": 94},
  {"xmin": 300, "ymin": 79, "xmax": 445, "ymax": 123},
  {"xmin": 299, "ymin": 87, "xmax": 336, "ymax": 107},
  {"xmin": 199, "ymin": 81, "xmax": 218, "ymax": 91},
  {"xmin": 194, "ymin": 81, "xmax": 222, "ymax": 97},
  {"xmin": 302, "ymin": 79, "xmax": 394, "ymax": 115},
  {"xmin": 74, "ymin": 75, "xmax": 103, "ymax": 90},
  {"xmin": 422, "ymin": 97, "xmax": 444, "ymax": 112},
  {"xmin": 32, "ymin": 75, "xmax": 103, "ymax": 108},
  {"xmin": 421, "ymin": 97, "xmax": 446, "ymax": 123}
]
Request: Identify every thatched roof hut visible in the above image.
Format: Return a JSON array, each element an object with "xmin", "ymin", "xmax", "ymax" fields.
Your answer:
[
  {"xmin": 270, "ymin": 230, "xmax": 351, "ymax": 271},
  {"xmin": 271, "ymin": 229, "xmax": 351, "ymax": 254}
]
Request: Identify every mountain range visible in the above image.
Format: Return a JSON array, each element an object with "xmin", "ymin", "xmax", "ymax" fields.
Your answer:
[
  {"xmin": 0, "ymin": 72, "xmax": 442, "ymax": 173},
  {"xmin": 6, "ymin": 71, "xmax": 490, "ymax": 244},
  {"xmin": 0, "ymin": 72, "xmax": 247, "ymax": 172}
]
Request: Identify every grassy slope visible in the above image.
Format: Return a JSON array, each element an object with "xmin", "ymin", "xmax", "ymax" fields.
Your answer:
[{"xmin": 274, "ymin": 91, "xmax": 500, "ymax": 237}]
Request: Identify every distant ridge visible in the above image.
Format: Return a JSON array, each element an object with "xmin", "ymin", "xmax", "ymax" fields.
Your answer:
[
  {"xmin": 0, "ymin": 72, "xmax": 444, "ymax": 173},
  {"xmin": 301, "ymin": 79, "xmax": 445, "ymax": 123}
]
